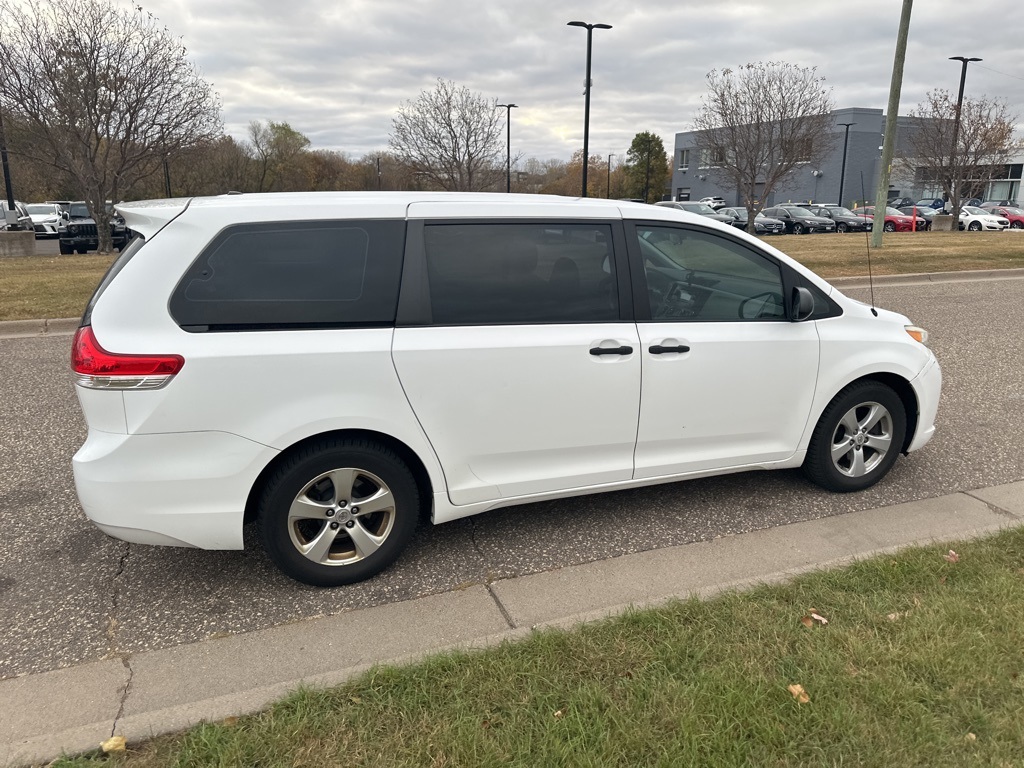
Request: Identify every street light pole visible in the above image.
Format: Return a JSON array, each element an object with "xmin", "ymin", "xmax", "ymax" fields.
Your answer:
[
  {"xmin": 567, "ymin": 20, "xmax": 612, "ymax": 198},
  {"xmin": 837, "ymin": 122, "xmax": 855, "ymax": 208},
  {"xmin": 496, "ymin": 103, "xmax": 518, "ymax": 193},
  {"xmin": 607, "ymin": 153, "xmax": 615, "ymax": 198},
  {"xmin": 949, "ymin": 56, "xmax": 981, "ymax": 228}
]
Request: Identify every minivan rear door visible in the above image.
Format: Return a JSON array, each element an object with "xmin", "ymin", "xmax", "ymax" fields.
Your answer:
[{"xmin": 393, "ymin": 205, "xmax": 640, "ymax": 506}]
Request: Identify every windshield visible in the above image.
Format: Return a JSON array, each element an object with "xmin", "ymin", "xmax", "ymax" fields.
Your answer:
[
  {"xmin": 830, "ymin": 207, "xmax": 856, "ymax": 217},
  {"xmin": 884, "ymin": 207, "xmax": 904, "ymax": 216},
  {"xmin": 69, "ymin": 203, "xmax": 91, "ymax": 218},
  {"xmin": 1001, "ymin": 207, "xmax": 1023, "ymax": 215},
  {"xmin": 684, "ymin": 203, "xmax": 717, "ymax": 214},
  {"xmin": 26, "ymin": 204, "xmax": 56, "ymax": 215},
  {"xmin": 782, "ymin": 207, "xmax": 809, "ymax": 216},
  {"xmin": 964, "ymin": 206, "xmax": 989, "ymax": 215}
]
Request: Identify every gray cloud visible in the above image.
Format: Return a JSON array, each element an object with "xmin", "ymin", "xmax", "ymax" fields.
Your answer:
[{"xmin": 145, "ymin": 0, "xmax": 1023, "ymax": 161}]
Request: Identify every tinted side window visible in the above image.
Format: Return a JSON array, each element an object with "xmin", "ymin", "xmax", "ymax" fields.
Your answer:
[
  {"xmin": 423, "ymin": 223, "xmax": 618, "ymax": 325},
  {"xmin": 170, "ymin": 220, "xmax": 405, "ymax": 331},
  {"xmin": 636, "ymin": 226, "xmax": 785, "ymax": 322}
]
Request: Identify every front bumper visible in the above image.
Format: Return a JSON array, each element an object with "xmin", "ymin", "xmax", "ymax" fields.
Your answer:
[
  {"xmin": 907, "ymin": 355, "xmax": 941, "ymax": 453},
  {"xmin": 73, "ymin": 429, "xmax": 280, "ymax": 549}
]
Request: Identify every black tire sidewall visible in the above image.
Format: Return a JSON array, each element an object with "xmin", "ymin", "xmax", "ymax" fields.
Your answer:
[
  {"xmin": 257, "ymin": 440, "xmax": 420, "ymax": 586},
  {"xmin": 803, "ymin": 382, "xmax": 907, "ymax": 492}
]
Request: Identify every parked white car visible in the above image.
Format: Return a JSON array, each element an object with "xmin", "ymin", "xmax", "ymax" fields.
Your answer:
[
  {"xmin": 72, "ymin": 192, "xmax": 941, "ymax": 586},
  {"xmin": 25, "ymin": 202, "xmax": 64, "ymax": 238},
  {"xmin": 960, "ymin": 206, "xmax": 1009, "ymax": 231}
]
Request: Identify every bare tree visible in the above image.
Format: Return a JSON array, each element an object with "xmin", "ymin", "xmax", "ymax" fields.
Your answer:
[
  {"xmin": 900, "ymin": 90, "xmax": 1021, "ymax": 224},
  {"xmin": 389, "ymin": 79, "xmax": 504, "ymax": 191},
  {"xmin": 692, "ymin": 62, "xmax": 835, "ymax": 233},
  {"xmin": 0, "ymin": 0, "xmax": 221, "ymax": 251}
]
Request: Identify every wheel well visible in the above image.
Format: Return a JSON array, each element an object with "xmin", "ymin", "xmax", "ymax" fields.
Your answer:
[
  {"xmin": 243, "ymin": 430, "xmax": 434, "ymax": 527},
  {"xmin": 857, "ymin": 373, "xmax": 919, "ymax": 452}
]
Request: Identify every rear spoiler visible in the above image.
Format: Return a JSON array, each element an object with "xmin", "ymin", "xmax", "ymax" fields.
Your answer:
[{"xmin": 114, "ymin": 198, "xmax": 192, "ymax": 240}]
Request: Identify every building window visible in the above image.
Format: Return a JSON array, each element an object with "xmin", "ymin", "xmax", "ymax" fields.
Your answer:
[{"xmin": 678, "ymin": 149, "xmax": 690, "ymax": 170}]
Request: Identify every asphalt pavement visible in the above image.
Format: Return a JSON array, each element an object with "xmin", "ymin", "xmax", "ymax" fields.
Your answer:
[{"xmin": 1, "ymin": 270, "xmax": 1023, "ymax": 765}]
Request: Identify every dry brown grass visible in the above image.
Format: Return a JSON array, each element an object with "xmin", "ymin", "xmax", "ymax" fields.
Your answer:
[{"xmin": 774, "ymin": 230, "xmax": 1024, "ymax": 278}]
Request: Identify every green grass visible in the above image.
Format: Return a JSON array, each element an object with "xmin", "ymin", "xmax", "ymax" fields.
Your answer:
[
  {"xmin": 55, "ymin": 527, "xmax": 1024, "ymax": 767},
  {"xmin": 1, "ymin": 232, "xmax": 1022, "ymax": 322}
]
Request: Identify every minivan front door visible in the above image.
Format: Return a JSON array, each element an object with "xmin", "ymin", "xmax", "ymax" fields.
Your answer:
[
  {"xmin": 393, "ymin": 215, "xmax": 640, "ymax": 506},
  {"xmin": 629, "ymin": 223, "xmax": 819, "ymax": 479}
]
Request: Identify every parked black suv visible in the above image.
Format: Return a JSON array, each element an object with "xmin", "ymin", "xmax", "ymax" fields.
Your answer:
[{"xmin": 58, "ymin": 201, "xmax": 130, "ymax": 254}]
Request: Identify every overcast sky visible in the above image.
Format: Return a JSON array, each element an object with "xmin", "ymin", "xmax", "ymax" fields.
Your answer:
[{"xmin": 142, "ymin": 0, "xmax": 1023, "ymax": 163}]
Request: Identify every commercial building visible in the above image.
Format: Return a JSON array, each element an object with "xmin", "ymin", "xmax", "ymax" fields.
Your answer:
[{"xmin": 671, "ymin": 106, "xmax": 1022, "ymax": 207}]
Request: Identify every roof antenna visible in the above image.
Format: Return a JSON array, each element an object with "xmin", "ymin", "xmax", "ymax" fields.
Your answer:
[{"xmin": 859, "ymin": 171, "xmax": 878, "ymax": 316}]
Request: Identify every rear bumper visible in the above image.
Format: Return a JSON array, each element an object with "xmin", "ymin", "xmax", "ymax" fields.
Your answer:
[{"xmin": 73, "ymin": 430, "xmax": 279, "ymax": 549}]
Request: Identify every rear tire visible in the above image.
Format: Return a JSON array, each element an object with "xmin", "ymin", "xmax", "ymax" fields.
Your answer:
[
  {"xmin": 1011, "ymin": 221, "xmax": 1023, "ymax": 229},
  {"xmin": 802, "ymin": 381, "xmax": 906, "ymax": 493},
  {"xmin": 257, "ymin": 438, "xmax": 421, "ymax": 586}
]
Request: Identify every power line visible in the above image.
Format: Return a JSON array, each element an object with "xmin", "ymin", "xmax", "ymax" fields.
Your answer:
[{"xmin": 973, "ymin": 63, "xmax": 1024, "ymax": 82}]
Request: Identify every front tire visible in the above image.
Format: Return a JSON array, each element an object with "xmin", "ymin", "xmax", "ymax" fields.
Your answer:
[
  {"xmin": 837, "ymin": 222, "xmax": 849, "ymax": 233},
  {"xmin": 59, "ymin": 242, "xmax": 73, "ymax": 255},
  {"xmin": 792, "ymin": 223, "xmax": 805, "ymax": 235},
  {"xmin": 968, "ymin": 221, "xmax": 982, "ymax": 231},
  {"xmin": 883, "ymin": 222, "xmax": 896, "ymax": 232},
  {"xmin": 802, "ymin": 381, "xmax": 906, "ymax": 492},
  {"xmin": 257, "ymin": 438, "xmax": 421, "ymax": 586}
]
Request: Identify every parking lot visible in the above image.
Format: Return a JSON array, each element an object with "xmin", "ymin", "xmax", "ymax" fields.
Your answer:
[{"xmin": 1, "ymin": 276, "xmax": 1023, "ymax": 680}]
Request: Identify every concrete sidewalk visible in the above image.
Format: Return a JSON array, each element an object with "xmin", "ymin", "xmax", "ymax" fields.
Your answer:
[{"xmin": 2, "ymin": 481, "xmax": 1022, "ymax": 766}]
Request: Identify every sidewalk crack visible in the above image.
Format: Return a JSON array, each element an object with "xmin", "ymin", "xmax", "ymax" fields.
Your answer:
[
  {"xmin": 486, "ymin": 583, "xmax": 517, "ymax": 630},
  {"xmin": 111, "ymin": 656, "xmax": 134, "ymax": 737},
  {"xmin": 964, "ymin": 491, "xmax": 1021, "ymax": 521},
  {"xmin": 106, "ymin": 541, "xmax": 133, "ymax": 734}
]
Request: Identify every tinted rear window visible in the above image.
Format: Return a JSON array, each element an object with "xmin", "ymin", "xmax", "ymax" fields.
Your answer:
[{"xmin": 170, "ymin": 220, "xmax": 405, "ymax": 331}]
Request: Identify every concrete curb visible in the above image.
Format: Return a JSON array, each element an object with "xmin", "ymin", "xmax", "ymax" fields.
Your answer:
[
  {"xmin": 828, "ymin": 267, "xmax": 1024, "ymax": 289},
  {"xmin": 0, "ymin": 317, "xmax": 79, "ymax": 339},
  {"xmin": 4, "ymin": 269, "xmax": 1024, "ymax": 341},
  {"xmin": 1, "ymin": 481, "xmax": 1022, "ymax": 767}
]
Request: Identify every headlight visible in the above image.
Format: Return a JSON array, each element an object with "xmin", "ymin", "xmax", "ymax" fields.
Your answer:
[
  {"xmin": 68, "ymin": 225, "xmax": 78, "ymax": 235},
  {"xmin": 905, "ymin": 325, "xmax": 928, "ymax": 344}
]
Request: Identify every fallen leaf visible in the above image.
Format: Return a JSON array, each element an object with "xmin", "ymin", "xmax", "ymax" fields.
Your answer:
[
  {"xmin": 965, "ymin": 732, "xmax": 977, "ymax": 742},
  {"xmin": 101, "ymin": 736, "xmax": 126, "ymax": 753},
  {"xmin": 811, "ymin": 613, "xmax": 829, "ymax": 626},
  {"xmin": 887, "ymin": 612, "xmax": 903, "ymax": 622},
  {"xmin": 221, "ymin": 716, "xmax": 239, "ymax": 727},
  {"xmin": 944, "ymin": 550, "xmax": 960, "ymax": 563},
  {"xmin": 800, "ymin": 615, "xmax": 813, "ymax": 628},
  {"xmin": 939, "ymin": 576, "xmax": 947, "ymax": 584},
  {"xmin": 349, "ymin": 696, "xmax": 362, "ymax": 704},
  {"xmin": 787, "ymin": 684, "xmax": 810, "ymax": 704},
  {"xmin": 553, "ymin": 709, "xmax": 565, "ymax": 719}
]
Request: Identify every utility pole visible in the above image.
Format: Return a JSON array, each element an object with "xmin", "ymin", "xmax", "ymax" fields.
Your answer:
[
  {"xmin": 948, "ymin": 56, "xmax": 981, "ymax": 231},
  {"xmin": 871, "ymin": 0, "xmax": 912, "ymax": 247},
  {"xmin": 606, "ymin": 154, "xmax": 615, "ymax": 198},
  {"xmin": 0, "ymin": 108, "xmax": 16, "ymax": 216},
  {"xmin": 496, "ymin": 103, "xmax": 518, "ymax": 193}
]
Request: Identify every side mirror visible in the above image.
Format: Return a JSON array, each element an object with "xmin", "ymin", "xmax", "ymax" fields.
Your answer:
[
  {"xmin": 61, "ymin": 211, "xmax": 70, "ymax": 221},
  {"xmin": 791, "ymin": 286, "xmax": 815, "ymax": 322}
]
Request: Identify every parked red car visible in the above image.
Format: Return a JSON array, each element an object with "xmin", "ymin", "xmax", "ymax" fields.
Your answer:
[
  {"xmin": 982, "ymin": 206, "xmax": 1024, "ymax": 229},
  {"xmin": 851, "ymin": 206, "xmax": 918, "ymax": 232}
]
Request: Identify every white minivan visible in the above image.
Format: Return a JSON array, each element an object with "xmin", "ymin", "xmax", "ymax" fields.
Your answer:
[{"xmin": 72, "ymin": 192, "xmax": 941, "ymax": 586}]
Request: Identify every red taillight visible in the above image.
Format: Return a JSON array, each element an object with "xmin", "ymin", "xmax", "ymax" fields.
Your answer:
[{"xmin": 72, "ymin": 327, "xmax": 183, "ymax": 389}]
